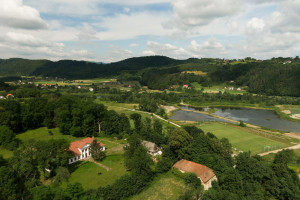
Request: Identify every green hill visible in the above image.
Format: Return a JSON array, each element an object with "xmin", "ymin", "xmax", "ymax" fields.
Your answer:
[{"xmin": 0, "ymin": 58, "xmax": 49, "ymax": 77}]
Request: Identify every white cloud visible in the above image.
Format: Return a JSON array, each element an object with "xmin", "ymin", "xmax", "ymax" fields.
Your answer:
[
  {"xmin": 167, "ymin": 0, "xmax": 240, "ymax": 29},
  {"xmin": 0, "ymin": 0, "xmax": 47, "ymax": 29},
  {"xmin": 103, "ymin": 45, "xmax": 133, "ymax": 62},
  {"xmin": 130, "ymin": 43, "xmax": 138, "ymax": 47},
  {"xmin": 146, "ymin": 41, "xmax": 192, "ymax": 59},
  {"xmin": 189, "ymin": 38, "xmax": 226, "ymax": 57},
  {"xmin": 246, "ymin": 18, "xmax": 265, "ymax": 35},
  {"xmin": 268, "ymin": 0, "xmax": 300, "ymax": 33},
  {"xmin": 95, "ymin": 12, "xmax": 171, "ymax": 40}
]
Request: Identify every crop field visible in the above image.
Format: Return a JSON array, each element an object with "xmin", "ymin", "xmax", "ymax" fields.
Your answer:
[
  {"xmin": 198, "ymin": 123, "xmax": 290, "ymax": 155},
  {"xmin": 130, "ymin": 172, "xmax": 186, "ymax": 200}
]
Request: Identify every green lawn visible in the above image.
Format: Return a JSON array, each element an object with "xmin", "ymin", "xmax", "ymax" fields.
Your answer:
[
  {"xmin": 0, "ymin": 146, "xmax": 13, "ymax": 159},
  {"xmin": 0, "ymin": 127, "xmax": 123, "ymax": 159},
  {"xmin": 130, "ymin": 172, "xmax": 186, "ymax": 200},
  {"xmin": 199, "ymin": 123, "xmax": 289, "ymax": 155},
  {"xmin": 64, "ymin": 154, "xmax": 127, "ymax": 189},
  {"xmin": 16, "ymin": 127, "xmax": 77, "ymax": 143}
]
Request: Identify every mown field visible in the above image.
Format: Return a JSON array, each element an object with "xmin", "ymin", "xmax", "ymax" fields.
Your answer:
[
  {"xmin": 62, "ymin": 154, "xmax": 127, "ymax": 189},
  {"xmin": 198, "ymin": 123, "xmax": 290, "ymax": 155},
  {"xmin": 130, "ymin": 172, "xmax": 186, "ymax": 200}
]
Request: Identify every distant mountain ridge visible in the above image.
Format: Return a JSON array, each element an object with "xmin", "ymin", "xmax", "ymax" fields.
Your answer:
[{"xmin": 0, "ymin": 56, "xmax": 182, "ymax": 78}]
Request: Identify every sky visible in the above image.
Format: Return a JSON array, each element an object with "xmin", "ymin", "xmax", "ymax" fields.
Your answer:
[{"xmin": 0, "ymin": 0, "xmax": 299, "ymax": 62}]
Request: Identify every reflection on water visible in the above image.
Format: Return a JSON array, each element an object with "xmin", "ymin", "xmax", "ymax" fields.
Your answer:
[{"xmin": 172, "ymin": 106, "xmax": 300, "ymax": 133}]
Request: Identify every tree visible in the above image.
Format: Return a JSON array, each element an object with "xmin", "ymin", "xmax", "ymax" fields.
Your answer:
[
  {"xmin": 66, "ymin": 182, "xmax": 85, "ymax": 200},
  {"xmin": 167, "ymin": 128, "xmax": 192, "ymax": 159},
  {"xmin": 130, "ymin": 113, "xmax": 142, "ymax": 133},
  {"xmin": 0, "ymin": 126, "xmax": 15, "ymax": 146},
  {"xmin": 53, "ymin": 167, "xmax": 70, "ymax": 185},
  {"xmin": 119, "ymin": 113, "xmax": 131, "ymax": 135},
  {"xmin": 90, "ymin": 139, "xmax": 106, "ymax": 161},
  {"xmin": 153, "ymin": 119, "xmax": 162, "ymax": 135}
]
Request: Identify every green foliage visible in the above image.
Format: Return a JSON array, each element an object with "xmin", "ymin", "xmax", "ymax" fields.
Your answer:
[
  {"xmin": 66, "ymin": 182, "xmax": 85, "ymax": 200},
  {"xmin": 0, "ymin": 125, "xmax": 15, "ymax": 146},
  {"xmin": 53, "ymin": 167, "xmax": 71, "ymax": 185},
  {"xmin": 90, "ymin": 139, "xmax": 106, "ymax": 161},
  {"xmin": 239, "ymin": 120, "xmax": 246, "ymax": 127},
  {"xmin": 167, "ymin": 128, "xmax": 193, "ymax": 159},
  {"xmin": 130, "ymin": 113, "xmax": 142, "ymax": 133}
]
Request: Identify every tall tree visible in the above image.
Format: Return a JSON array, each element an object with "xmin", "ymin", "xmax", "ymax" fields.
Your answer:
[{"xmin": 90, "ymin": 139, "xmax": 106, "ymax": 161}]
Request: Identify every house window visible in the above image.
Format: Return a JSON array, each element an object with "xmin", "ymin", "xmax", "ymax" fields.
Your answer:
[{"xmin": 70, "ymin": 158, "xmax": 73, "ymax": 162}]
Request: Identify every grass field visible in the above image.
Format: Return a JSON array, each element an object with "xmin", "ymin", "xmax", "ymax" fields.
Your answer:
[
  {"xmin": 198, "ymin": 123, "xmax": 289, "ymax": 155},
  {"xmin": 16, "ymin": 127, "xmax": 76, "ymax": 143},
  {"xmin": 190, "ymin": 82, "xmax": 245, "ymax": 94},
  {"xmin": 0, "ymin": 127, "xmax": 125, "ymax": 159},
  {"xmin": 130, "ymin": 172, "xmax": 186, "ymax": 200},
  {"xmin": 63, "ymin": 154, "xmax": 127, "ymax": 189},
  {"xmin": 0, "ymin": 146, "xmax": 13, "ymax": 159}
]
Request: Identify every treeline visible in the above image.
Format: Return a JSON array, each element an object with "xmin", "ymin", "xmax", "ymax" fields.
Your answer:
[
  {"xmin": 209, "ymin": 59, "xmax": 300, "ymax": 96},
  {"xmin": 0, "ymin": 139, "xmax": 71, "ymax": 200},
  {"xmin": 97, "ymin": 87, "xmax": 300, "ymax": 107},
  {"xmin": 0, "ymin": 95, "xmax": 133, "ymax": 139},
  {"xmin": 140, "ymin": 67, "xmax": 211, "ymax": 90}
]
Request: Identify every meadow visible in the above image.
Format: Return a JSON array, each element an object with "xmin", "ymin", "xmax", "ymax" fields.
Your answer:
[
  {"xmin": 130, "ymin": 172, "xmax": 186, "ymax": 200},
  {"xmin": 198, "ymin": 122, "xmax": 290, "ymax": 155},
  {"xmin": 62, "ymin": 154, "xmax": 127, "ymax": 189},
  {"xmin": 190, "ymin": 82, "xmax": 246, "ymax": 94}
]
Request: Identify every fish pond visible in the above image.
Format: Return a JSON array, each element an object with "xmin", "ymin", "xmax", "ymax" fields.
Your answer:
[{"xmin": 170, "ymin": 106, "xmax": 300, "ymax": 133}]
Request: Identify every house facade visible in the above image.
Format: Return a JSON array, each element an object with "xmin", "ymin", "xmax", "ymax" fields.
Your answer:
[
  {"xmin": 173, "ymin": 159, "xmax": 217, "ymax": 190},
  {"xmin": 68, "ymin": 137, "xmax": 105, "ymax": 164}
]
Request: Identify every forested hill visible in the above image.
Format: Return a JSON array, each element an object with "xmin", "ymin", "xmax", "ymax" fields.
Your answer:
[
  {"xmin": 0, "ymin": 56, "xmax": 182, "ymax": 78},
  {"xmin": 1, "ymin": 56, "xmax": 300, "ymax": 96},
  {"xmin": 0, "ymin": 58, "xmax": 49, "ymax": 77}
]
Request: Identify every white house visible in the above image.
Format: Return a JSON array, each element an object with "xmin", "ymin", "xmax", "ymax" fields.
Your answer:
[
  {"xmin": 68, "ymin": 137, "xmax": 105, "ymax": 164},
  {"xmin": 89, "ymin": 88, "xmax": 94, "ymax": 92},
  {"xmin": 173, "ymin": 159, "xmax": 218, "ymax": 190}
]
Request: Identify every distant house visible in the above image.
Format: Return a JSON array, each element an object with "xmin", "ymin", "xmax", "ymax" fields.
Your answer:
[
  {"xmin": 183, "ymin": 84, "xmax": 189, "ymax": 89},
  {"xmin": 5, "ymin": 94, "xmax": 14, "ymax": 98},
  {"xmin": 68, "ymin": 137, "xmax": 105, "ymax": 164},
  {"xmin": 228, "ymin": 87, "xmax": 234, "ymax": 90},
  {"xmin": 89, "ymin": 88, "xmax": 94, "ymax": 92},
  {"xmin": 0, "ymin": 96, "xmax": 5, "ymax": 100},
  {"xmin": 77, "ymin": 86, "xmax": 81, "ymax": 89},
  {"xmin": 237, "ymin": 88, "xmax": 242, "ymax": 91},
  {"xmin": 141, "ymin": 141, "xmax": 162, "ymax": 156},
  {"xmin": 173, "ymin": 159, "xmax": 217, "ymax": 190}
]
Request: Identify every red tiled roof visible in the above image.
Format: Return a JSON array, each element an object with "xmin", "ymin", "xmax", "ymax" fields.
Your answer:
[
  {"xmin": 6, "ymin": 94, "xmax": 13, "ymax": 98},
  {"xmin": 173, "ymin": 159, "xmax": 216, "ymax": 183},
  {"xmin": 69, "ymin": 137, "xmax": 105, "ymax": 156}
]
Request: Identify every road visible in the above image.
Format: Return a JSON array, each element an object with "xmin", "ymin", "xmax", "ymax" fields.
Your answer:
[{"xmin": 258, "ymin": 144, "xmax": 300, "ymax": 156}]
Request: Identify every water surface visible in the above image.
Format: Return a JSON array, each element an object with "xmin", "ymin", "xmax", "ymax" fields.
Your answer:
[{"xmin": 171, "ymin": 106, "xmax": 300, "ymax": 133}]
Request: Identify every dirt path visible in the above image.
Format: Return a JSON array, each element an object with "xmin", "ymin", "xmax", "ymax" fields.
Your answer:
[
  {"xmin": 258, "ymin": 144, "xmax": 300, "ymax": 156},
  {"xmin": 88, "ymin": 158, "xmax": 111, "ymax": 171}
]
